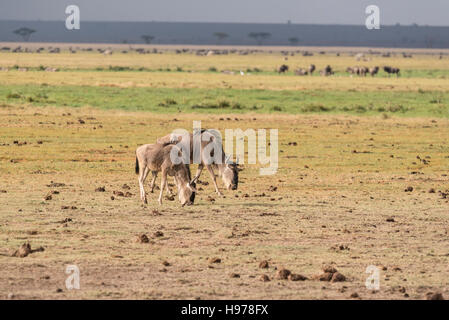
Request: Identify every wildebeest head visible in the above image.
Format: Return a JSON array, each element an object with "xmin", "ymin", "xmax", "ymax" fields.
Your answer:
[
  {"xmin": 177, "ymin": 180, "xmax": 197, "ymax": 207},
  {"xmin": 221, "ymin": 155, "xmax": 239, "ymax": 190}
]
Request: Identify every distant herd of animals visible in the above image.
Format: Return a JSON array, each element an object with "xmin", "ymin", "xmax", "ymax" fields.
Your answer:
[{"xmin": 277, "ymin": 64, "xmax": 400, "ymax": 77}]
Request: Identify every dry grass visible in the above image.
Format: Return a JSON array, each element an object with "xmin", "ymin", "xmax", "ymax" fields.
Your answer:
[{"xmin": 1, "ymin": 105, "xmax": 449, "ymax": 299}]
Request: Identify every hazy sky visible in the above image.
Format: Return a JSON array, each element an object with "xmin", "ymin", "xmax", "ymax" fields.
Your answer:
[{"xmin": 1, "ymin": 0, "xmax": 448, "ymax": 26}]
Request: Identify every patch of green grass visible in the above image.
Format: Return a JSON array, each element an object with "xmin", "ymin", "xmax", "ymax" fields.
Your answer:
[{"xmin": 1, "ymin": 84, "xmax": 448, "ymax": 117}]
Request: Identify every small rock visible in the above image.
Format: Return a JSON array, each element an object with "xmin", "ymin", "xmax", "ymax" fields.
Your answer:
[{"xmin": 259, "ymin": 260, "xmax": 269, "ymax": 269}]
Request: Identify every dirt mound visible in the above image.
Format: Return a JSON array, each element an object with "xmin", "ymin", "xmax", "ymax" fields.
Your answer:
[
  {"xmin": 314, "ymin": 265, "xmax": 346, "ymax": 282},
  {"xmin": 154, "ymin": 231, "xmax": 164, "ymax": 237},
  {"xmin": 289, "ymin": 274, "xmax": 308, "ymax": 281},
  {"xmin": 260, "ymin": 274, "xmax": 270, "ymax": 282},
  {"xmin": 426, "ymin": 292, "xmax": 444, "ymax": 300},
  {"xmin": 12, "ymin": 243, "xmax": 44, "ymax": 258},
  {"xmin": 209, "ymin": 257, "xmax": 221, "ymax": 264},
  {"xmin": 276, "ymin": 268, "xmax": 291, "ymax": 280},
  {"xmin": 136, "ymin": 234, "xmax": 149, "ymax": 243}
]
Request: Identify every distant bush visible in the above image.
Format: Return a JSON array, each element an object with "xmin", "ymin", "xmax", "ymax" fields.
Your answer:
[
  {"xmin": 6, "ymin": 92, "xmax": 21, "ymax": 99},
  {"xmin": 158, "ymin": 98, "xmax": 177, "ymax": 107},
  {"xmin": 208, "ymin": 66, "xmax": 217, "ymax": 72},
  {"xmin": 301, "ymin": 104, "xmax": 331, "ymax": 112},
  {"xmin": 108, "ymin": 66, "xmax": 132, "ymax": 71}
]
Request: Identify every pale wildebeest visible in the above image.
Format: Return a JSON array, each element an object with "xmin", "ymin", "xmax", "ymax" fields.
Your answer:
[
  {"xmin": 135, "ymin": 143, "xmax": 196, "ymax": 206},
  {"xmin": 346, "ymin": 66, "xmax": 358, "ymax": 75},
  {"xmin": 277, "ymin": 64, "xmax": 289, "ymax": 73},
  {"xmin": 308, "ymin": 64, "xmax": 316, "ymax": 75},
  {"xmin": 358, "ymin": 66, "xmax": 369, "ymax": 76},
  {"xmin": 369, "ymin": 66, "xmax": 379, "ymax": 77},
  {"xmin": 294, "ymin": 68, "xmax": 308, "ymax": 76},
  {"xmin": 157, "ymin": 130, "xmax": 239, "ymax": 196}
]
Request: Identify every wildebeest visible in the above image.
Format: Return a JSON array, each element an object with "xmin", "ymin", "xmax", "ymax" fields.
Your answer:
[
  {"xmin": 346, "ymin": 66, "xmax": 358, "ymax": 75},
  {"xmin": 384, "ymin": 66, "xmax": 400, "ymax": 76},
  {"xmin": 308, "ymin": 64, "xmax": 316, "ymax": 75},
  {"xmin": 277, "ymin": 64, "xmax": 289, "ymax": 73},
  {"xmin": 157, "ymin": 130, "xmax": 239, "ymax": 196},
  {"xmin": 294, "ymin": 68, "xmax": 308, "ymax": 76},
  {"xmin": 369, "ymin": 66, "xmax": 379, "ymax": 76},
  {"xmin": 135, "ymin": 143, "xmax": 196, "ymax": 206},
  {"xmin": 320, "ymin": 65, "xmax": 333, "ymax": 76}
]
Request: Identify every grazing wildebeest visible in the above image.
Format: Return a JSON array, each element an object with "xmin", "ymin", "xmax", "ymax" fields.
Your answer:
[
  {"xmin": 157, "ymin": 130, "xmax": 239, "ymax": 196},
  {"xmin": 308, "ymin": 64, "xmax": 316, "ymax": 75},
  {"xmin": 346, "ymin": 66, "xmax": 358, "ymax": 75},
  {"xmin": 384, "ymin": 66, "xmax": 400, "ymax": 77},
  {"xmin": 135, "ymin": 143, "xmax": 196, "ymax": 206},
  {"xmin": 358, "ymin": 66, "xmax": 369, "ymax": 76},
  {"xmin": 278, "ymin": 64, "xmax": 289, "ymax": 73},
  {"xmin": 294, "ymin": 68, "xmax": 308, "ymax": 76},
  {"xmin": 369, "ymin": 66, "xmax": 379, "ymax": 77},
  {"xmin": 320, "ymin": 65, "xmax": 333, "ymax": 76}
]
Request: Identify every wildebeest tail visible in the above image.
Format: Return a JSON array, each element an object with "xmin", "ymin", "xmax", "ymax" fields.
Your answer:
[{"xmin": 135, "ymin": 157, "xmax": 139, "ymax": 175}]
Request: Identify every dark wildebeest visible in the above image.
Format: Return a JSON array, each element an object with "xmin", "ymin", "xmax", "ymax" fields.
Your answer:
[
  {"xmin": 384, "ymin": 66, "xmax": 400, "ymax": 77},
  {"xmin": 308, "ymin": 64, "xmax": 316, "ymax": 75},
  {"xmin": 157, "ymin": 130, "xmax": 239, "ymax": 196},
  {"xmin": 320, "ymin": 65, "xmax": 333, "ymax": 76},
  {"xmin": 278, "ymin": 64, "xmax": 289, "ymax": 73},
  {"xmin": 135, "ymin": 143, "xmax": 196, "ymax": 206}
]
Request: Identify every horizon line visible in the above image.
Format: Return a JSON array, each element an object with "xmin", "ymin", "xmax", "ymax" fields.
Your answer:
[{"xmin": 0, "ymin": 19, "xmax": 446, "ymax": 28}]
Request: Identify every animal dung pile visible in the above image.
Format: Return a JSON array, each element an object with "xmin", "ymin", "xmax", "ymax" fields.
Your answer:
[
  {"xmin": 136, "ymin": 234, "xmax": 150, "ymax": 243},
  {"xmin": 208, "ymin": 257, "xmax": 222, "ymax": 264},
  {"xmin": 259, "ymin": 260, "xmax": 269, "ymax": 269},
  {"xmin": 276, "ymin": 268, "xmax": 291, "ymax": 279},
  {"xmin": 313, "ymin": 265, "xmax": 346, "ymax": 282}
]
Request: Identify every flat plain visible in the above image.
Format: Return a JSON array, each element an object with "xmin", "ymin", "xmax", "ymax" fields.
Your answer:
[{"xmin": 0, "ymin": 44, "xmax": 449, "ymax": 299}]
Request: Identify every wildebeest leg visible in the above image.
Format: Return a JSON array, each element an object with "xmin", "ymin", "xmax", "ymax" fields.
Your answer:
[
  {"xmin": 149, "ymin": 171, "xmax": 157, "ymax": 193},
  {"xmin": 158, "ymin": 170, "xmax": 167, "ymax": 205},
  {"xmin": 139, "ymin": 166, "xmax": 150, "ymax": 204},
  {"xmin": 166, "ymin": 179, "xmax": 174, "ymax": 196},
  {"xmin": 206, "ymin": 165, "xmax": 223, "ymax": 196},
  {"xmin": 190, "ymin": 163, "xmax": 204, "ymax": 184}
]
